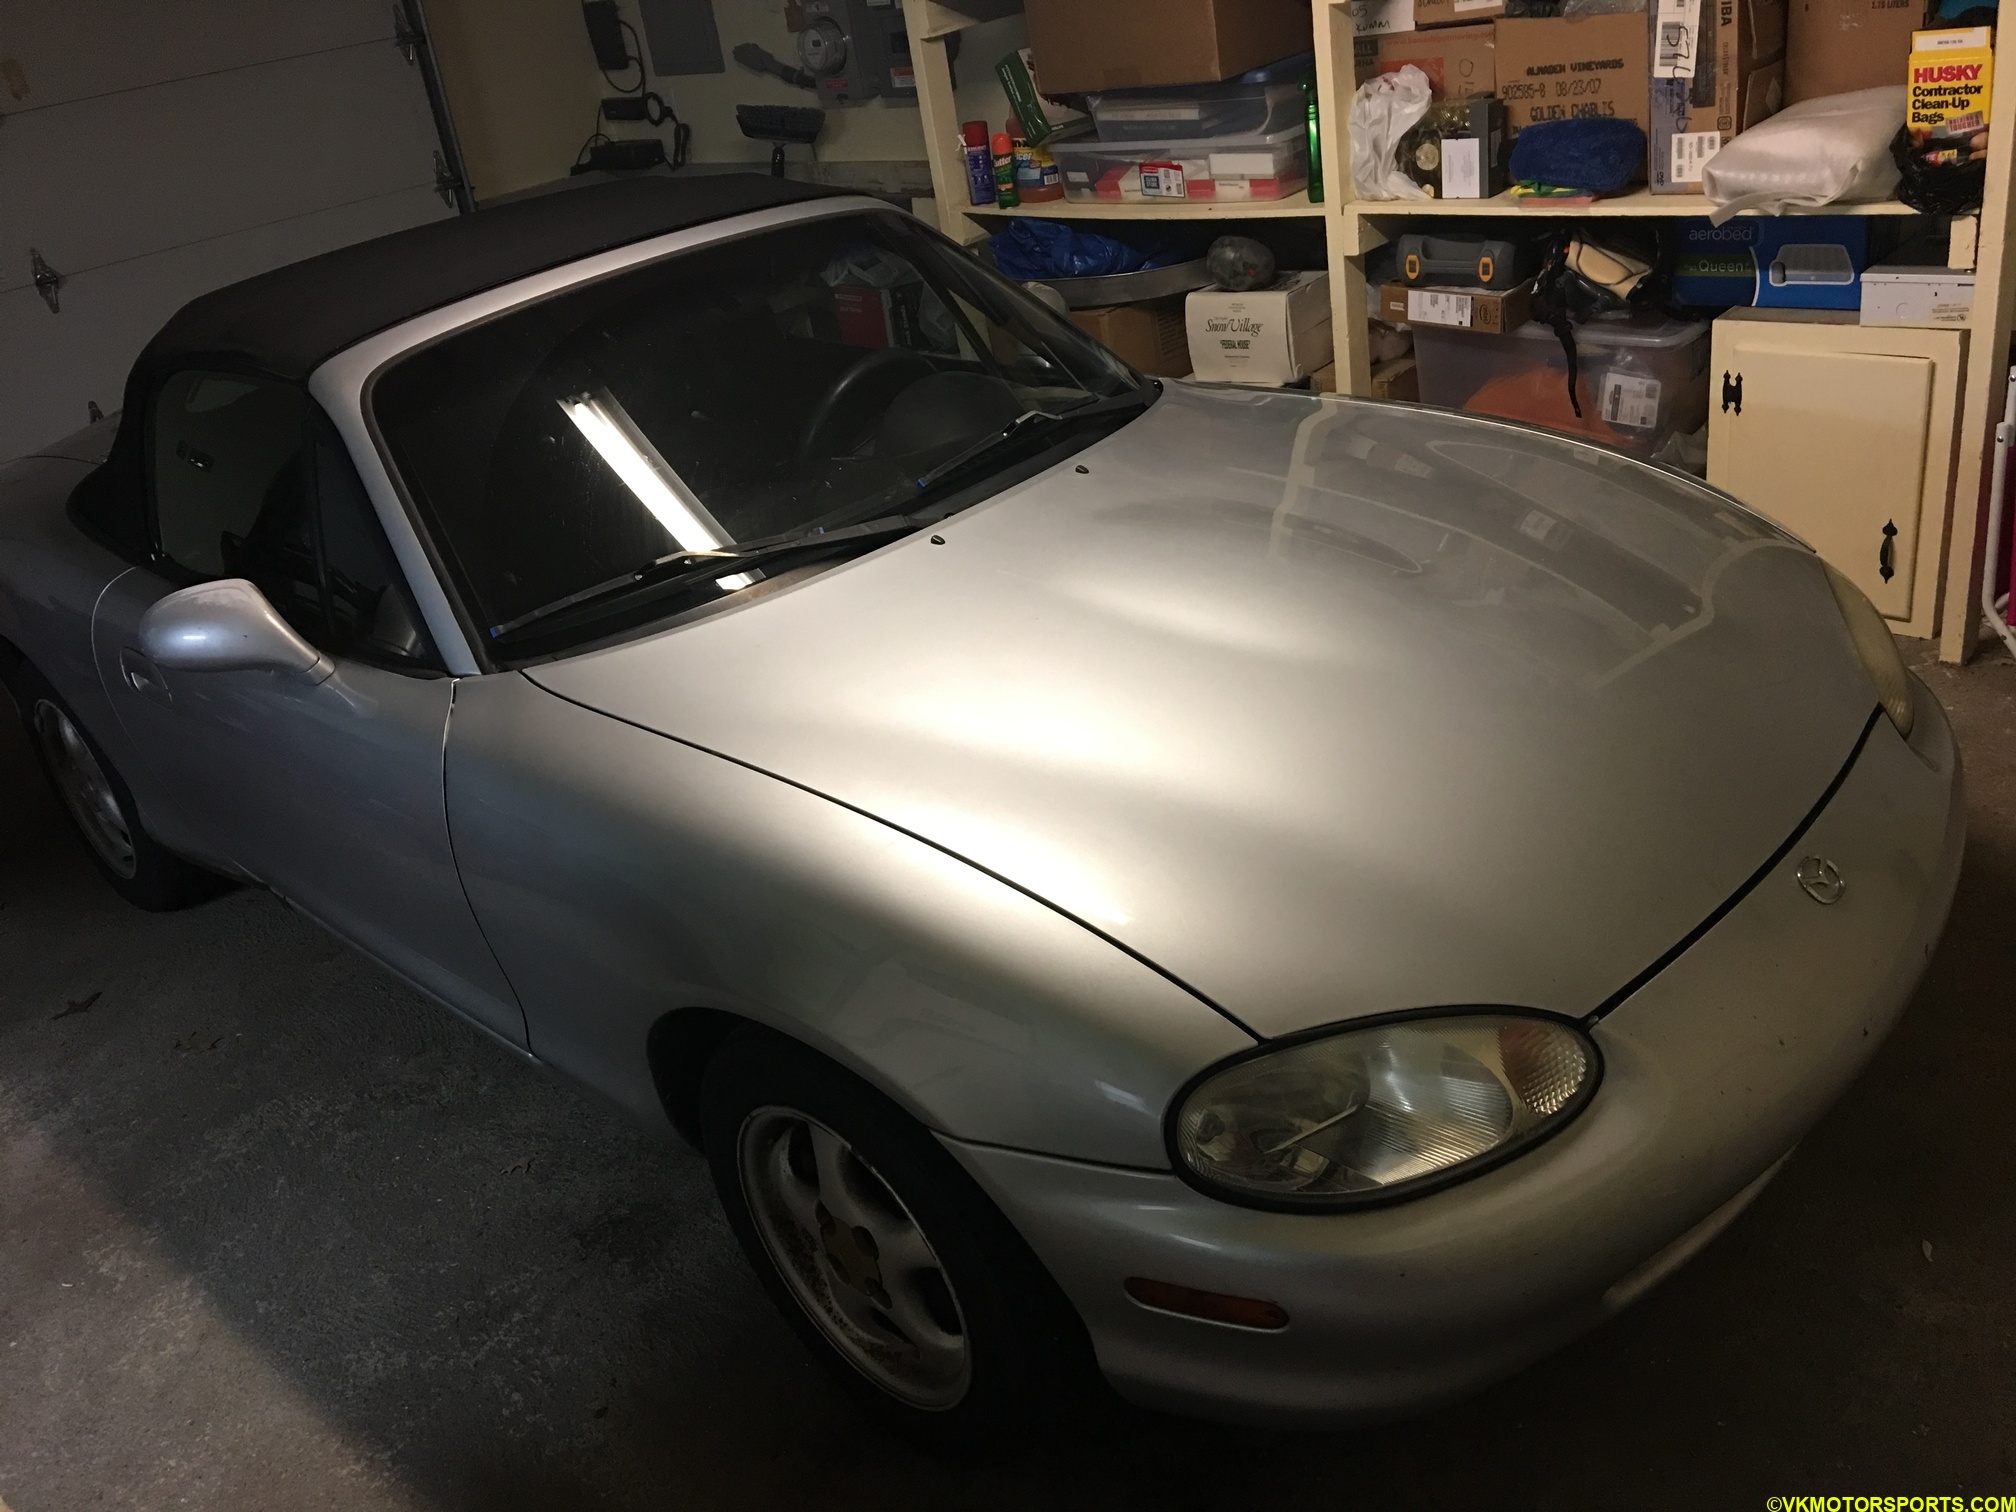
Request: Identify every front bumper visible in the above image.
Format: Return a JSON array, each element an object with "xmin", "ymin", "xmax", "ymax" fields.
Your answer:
[{"xmin": 945, "ymin": 679, "xmax": 1964, "ymax": 1426}]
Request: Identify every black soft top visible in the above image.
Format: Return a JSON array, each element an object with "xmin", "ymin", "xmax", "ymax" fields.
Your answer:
[{"xmin": 76, "ymin": 174, "xmax": 848, "ymax": 558}]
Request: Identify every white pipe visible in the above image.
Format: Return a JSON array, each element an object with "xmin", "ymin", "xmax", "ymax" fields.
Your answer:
[{"xmin": 1981, "ymin": 365, "xmax": 2016, "ymax": 661}]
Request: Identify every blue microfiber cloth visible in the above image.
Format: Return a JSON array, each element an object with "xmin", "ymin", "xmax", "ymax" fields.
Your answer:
[
  {"xmin": 989, "ymin": 220, "xmax": 1183, "ymax": 281},
  {"xmin": 1508, "ymin": 119, "xmax": 1647, "ymax": 194}
]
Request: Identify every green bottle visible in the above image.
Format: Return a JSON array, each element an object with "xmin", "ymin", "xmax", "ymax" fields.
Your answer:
[{"xmin": 1305, "ymin": 70, "xmax": 1324, "ymax": 204}]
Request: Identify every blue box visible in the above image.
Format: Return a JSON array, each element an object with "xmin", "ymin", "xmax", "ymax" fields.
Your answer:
[{"xmin": 1673, "ymin": 217, "xmax": 1877, "ymax": 310}]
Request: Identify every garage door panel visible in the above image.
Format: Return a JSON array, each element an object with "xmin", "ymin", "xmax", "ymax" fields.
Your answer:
[
  {"xmin": 1, "ymin": 184, "xmax": 450, "ymax": 462},
  {"xmin": 0, "ymin": 0, "xmax": 396, "ymax": 112},
  {"xmin": 1, "ymin": 45, "xmax": 441, "ymax": 294}
]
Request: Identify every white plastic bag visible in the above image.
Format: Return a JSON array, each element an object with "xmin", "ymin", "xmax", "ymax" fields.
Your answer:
[
  {"xmin": 1701, "ymin": 86, "xmax": 1905, "ymax": 222},
  {"xmin": 1350, "ymin": 66, "xmax": 1433, "ymax": 201}
]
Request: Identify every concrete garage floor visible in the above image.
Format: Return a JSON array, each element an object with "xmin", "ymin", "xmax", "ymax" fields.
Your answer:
[{"xmin": 2, "ymin": 647, "xmax": 2012, "ymax": 1512}]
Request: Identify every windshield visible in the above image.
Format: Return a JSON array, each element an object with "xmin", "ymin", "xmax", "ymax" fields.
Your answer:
[{"xmin": 370, "ymin": 208, "xmax": 1147, "ymax": 657}]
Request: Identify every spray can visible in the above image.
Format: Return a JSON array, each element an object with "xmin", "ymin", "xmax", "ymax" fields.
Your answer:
[
  {"xmin": 991, "ymin": 131, "xmax": 1019, "ymax": 208},
  {"xmin": 961, "ymin": 120, "xmax": 995, "ymax": 206}
]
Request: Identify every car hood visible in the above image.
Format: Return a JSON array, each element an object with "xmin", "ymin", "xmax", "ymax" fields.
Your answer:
[{"xmin": 527, "ymin": 386, "xmax": 1876, "ymax": 1039}]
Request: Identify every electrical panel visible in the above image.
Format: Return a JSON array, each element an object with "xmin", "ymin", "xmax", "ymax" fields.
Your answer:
[{"xmin": 792, "ymin": 0, "xmax": 916, "ymax": 107}]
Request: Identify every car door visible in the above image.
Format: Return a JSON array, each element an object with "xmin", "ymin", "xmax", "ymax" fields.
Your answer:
[{"xmin": 93, "ymin": 367, "xmax": 527, "ymax": 1047}]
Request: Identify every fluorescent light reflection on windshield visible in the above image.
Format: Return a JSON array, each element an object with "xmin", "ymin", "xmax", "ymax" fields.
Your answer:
[{"xmin": 560, "ymin": 391, "xmax": 755, "ymax": 591}]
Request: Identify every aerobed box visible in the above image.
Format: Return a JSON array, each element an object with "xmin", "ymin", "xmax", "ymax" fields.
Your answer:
[
  {"xmin": 1671, "ymin": 215, "xmax": 1880, "ymax": 309},
  {"xmin": 1186, "ymin": 271, "xmax": 1334, "ymax": 385}
]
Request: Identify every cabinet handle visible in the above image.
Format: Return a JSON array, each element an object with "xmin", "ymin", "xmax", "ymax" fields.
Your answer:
[
  {"xmin": 1720, "ymin": 371, "xmax": 1742, "ymax": 415},
  {"xmin": 1880, "ymin": 520, "xmax": 1897, "ymax": 583}
]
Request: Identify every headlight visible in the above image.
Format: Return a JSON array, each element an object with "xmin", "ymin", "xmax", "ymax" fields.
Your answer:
[
  {"xmin": 1171, "ymin": 1013, "xmax": 1599, "ymax": 1211},
  {"xmin": 1823, "ymin": 564, "xmax": 1914, "ymax": 738}
]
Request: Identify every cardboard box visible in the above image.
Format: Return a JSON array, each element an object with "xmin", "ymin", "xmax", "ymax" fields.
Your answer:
[
  {"xmin": 1672, "ymin": 216, "xmax": 1889, "ymax": 309},
  {"xmin": 1351, "ymin": 0, "xmax": 1506, "ymax": 34},
  {"xmin": 1648, "ymin": 0, "xmax": 1787, "ymax": 193},
  {"xmin": 1785, "ymin": 0, "xmax": 1920, "ymax": 104},
  {"xmin": 1187, "ymin": 271, "xmax": 1334, "ymax": 385},
  {"xmin": 1070, "ymin": 298, "xmax": 1195, "ymax": 377},
  {"xmin": 1495, "ymin": 15, "xmax": 1652, "ymax": 136},
  {"xmin": 1370, "ymin": 355, "xmax": 1422, "ymax": 399},
  {"xmin": 1379, "ymin": 278, "xmax": 1534, "ymax": 333},
  {"xmin": 1361, "ymin": 22, "xmax": 1497, "ymax": 99},
  {"xmin": 1907, "ymin": 27, "xmax": 1994, "ymax": 160},
  {"xmin": 1024, "ymin": 0, "xmax": 1313, "ymax": 94}
]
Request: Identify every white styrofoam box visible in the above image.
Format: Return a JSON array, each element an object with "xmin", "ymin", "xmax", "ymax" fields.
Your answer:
[{"xmin": 1186, "ymin": 271, "xmax": 1334, "ymax": 386}]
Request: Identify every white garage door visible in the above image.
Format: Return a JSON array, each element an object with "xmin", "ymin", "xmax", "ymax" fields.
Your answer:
[{"xmin": 0, "ymin": 1, "xmax": 457, "ymax": 461}]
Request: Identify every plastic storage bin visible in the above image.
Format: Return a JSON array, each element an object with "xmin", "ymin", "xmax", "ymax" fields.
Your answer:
[
  {"xmin": 1051, "ymin": 125, "xmax": 1308, "ymax": 204},
  {"xmin": 1084, "ymin": 79, "xmax": 1307, "ymax": 142},
  {"xmin": 1412, "ymin": 314, "xmax": 1711, "ymax": 458}
]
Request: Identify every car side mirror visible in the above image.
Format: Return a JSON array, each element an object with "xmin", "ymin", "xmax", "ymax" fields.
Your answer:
[{"xmin": 139, "ymin": 578, "xmax": 335, "ymax": 685}]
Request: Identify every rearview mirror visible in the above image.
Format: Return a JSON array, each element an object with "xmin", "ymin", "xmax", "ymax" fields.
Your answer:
[{"xmin": 139, "ymin": 578, "xmax": 334, "ymax": 684}]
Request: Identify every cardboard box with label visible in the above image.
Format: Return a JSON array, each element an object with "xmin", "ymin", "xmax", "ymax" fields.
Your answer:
[
  {"xmin": 1024, "ymin": 0, "xmax": 1313, "ymax": 94},
  {"xmin": 1358, "ymin": 22, "xmax": 1497, "ymax": 98},
  {"xmin": 1647, "ymin": 0, "xmax": 1787, "ymax": 193},
  {"xmin": 1495, "ymin": 14, "xmax": 1652, "ymax": 136},
  {"xmin": 1672, "ymin": 215, "xmax": 1890, "ymax": 309},
  {"xmin": 1070, "ymin": 298, "xmax": 1195, "ymax": 377},
  {"xmin": 1350, "ymin": 0, "xmax": 1506, "ymax": 35},
  {"xmin": 1785, "ymin": 0, "xmax": 1920, "ymax": 103},
  {"xmin": 1379, "ymin": 278, "xmax": 1534, "ymax": 333},
  {"xmin": 1907, "ymin": 27, "xmax": 1993, "ymax": 161},
  {"xmin": 1187, "ymin": 271, "xmax": 1334, "ymax": 385}
]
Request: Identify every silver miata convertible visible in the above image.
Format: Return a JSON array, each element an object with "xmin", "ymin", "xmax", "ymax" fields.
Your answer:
[{"xmin": 0, "ymin": 177, "xmax": 1963, "ymax": 1449}]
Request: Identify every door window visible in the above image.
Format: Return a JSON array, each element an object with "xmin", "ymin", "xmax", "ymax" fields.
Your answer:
[{"xmin": 150, "ymin": 371, "xmax": 437, "ymax": 670}]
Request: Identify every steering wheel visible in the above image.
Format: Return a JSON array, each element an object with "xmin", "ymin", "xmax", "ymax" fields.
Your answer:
[{"xmin": 798, "ymin": 347, "xmax": 937, "ymax": 473}]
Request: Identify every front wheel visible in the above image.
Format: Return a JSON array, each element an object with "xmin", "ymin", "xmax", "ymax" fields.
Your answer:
[
  {"xmin": 7, "ymin": 662, "xmax": 227, "ymax": 911},
  {"xmin": 700, "ymin": 1028, "xmax": 1108, "ymax": 1455}
]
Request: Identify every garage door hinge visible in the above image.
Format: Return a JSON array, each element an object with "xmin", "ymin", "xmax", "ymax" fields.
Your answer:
[
  {"xmin": 30, "ymin": 248, "xmax": 63, "ymax": 314},
  {"xmin": 432, "ymin": 150, "xmax": 459, "ymax": 208},
  {"xmin": 393, "ymin": 3, "xmax": 424, "ymax": 63}
]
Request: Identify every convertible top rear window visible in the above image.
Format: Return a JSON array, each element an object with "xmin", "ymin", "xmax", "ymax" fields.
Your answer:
[{"xmin": 370, "ymin": 210, "xmax": 1144, "ymax": 659}]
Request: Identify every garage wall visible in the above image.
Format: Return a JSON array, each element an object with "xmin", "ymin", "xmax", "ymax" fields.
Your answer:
[
  {"xmin": 592, "ymin": 0, "xmax": 1024, "ymax": 171},
  {"xmin": 0, "ymin": 2, "xmax": 453, "ymax": 461}
]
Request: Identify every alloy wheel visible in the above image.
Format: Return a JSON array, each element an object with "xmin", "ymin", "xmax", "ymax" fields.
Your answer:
[
  {"xmin": 738, "ymin": 1106, "xmax": 971, "ymax": 1409},
  {"xmin": 32, "ymin": 699, "xmax": 137, "ymax": 878}
]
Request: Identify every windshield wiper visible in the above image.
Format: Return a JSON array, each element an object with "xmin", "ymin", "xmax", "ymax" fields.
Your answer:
[
  {"xmin": 487, "ymin": 513, "xmax": 921, "ymax": 642},
  {"xmin": 901, "ymin": 389, "xmax": 1153, "ymax": 501}
]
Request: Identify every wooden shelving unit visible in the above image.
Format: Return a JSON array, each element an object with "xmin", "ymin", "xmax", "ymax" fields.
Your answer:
[
  {"xmin": 902, "ymin": 0, "xmax": 2016, "ymax": 661},
  {"xmin": 966, "ymin": 191, "xmax": 1324, "ymax": 220}
]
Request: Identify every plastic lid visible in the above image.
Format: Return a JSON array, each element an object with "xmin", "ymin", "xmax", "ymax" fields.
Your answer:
[
  {"xmin": 962, "ymin": 120, "xmax": 989, "ymax": 147},
  {"xmin": 1049, "ymin": 123, "xmax": 1305, "ymax": 155},
  {"xmin": 991, "ymin": 132, "xmax": 1014, "ymax": 155},
  {"xmin": 1508, "ymin": 314, "xmax": 1709, "ymax": 349}
]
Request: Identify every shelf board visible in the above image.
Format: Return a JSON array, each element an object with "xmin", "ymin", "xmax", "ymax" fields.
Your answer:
[
  {"xmin": 1343, "ymin": 190, "xmax": 1925, "ymax": 218},
  {"xmin": 962, "ymin": 190, "xmax": 1325, "ymax": 221}
]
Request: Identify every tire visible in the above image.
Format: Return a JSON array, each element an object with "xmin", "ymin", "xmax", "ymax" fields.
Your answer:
[
  {"xmin": 700, "ymin": 1026, "xmax": 1110, "ymax": 1455},
  {"xmin": 4, "ymin": 660, "xmax": 229, "ymax": 911}
]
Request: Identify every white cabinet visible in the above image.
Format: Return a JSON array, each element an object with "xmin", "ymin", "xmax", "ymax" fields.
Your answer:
[{"xmin": 1707, "ymin": 310, "xmax": 1966, "ymax": 639}]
